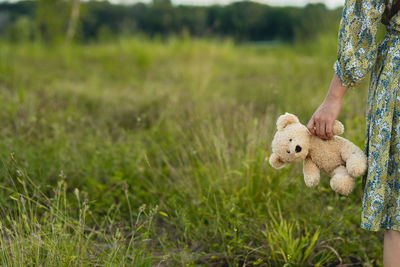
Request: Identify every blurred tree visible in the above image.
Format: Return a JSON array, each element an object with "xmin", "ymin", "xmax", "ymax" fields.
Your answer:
[
  {"xmin": 146, "ymin": 0, "xmax": 175, "ymax": 37},
  {"xmin": 0, "ymin": 1, "xmax": 342, "ymax": 43},
  {"xmin": 66, "ymin": 0, "xmax": 81, "ymax": 42},
  {"xmin": 152, "ymin": 0, "xmax": 172, "ymax": 5},
  {"xmin": 5, "ymin": 16, "xmax": 35, "ymax": 42},
  {"xmin": 35, "ymin": 0, "xmax": 69, "ymax": 43}
]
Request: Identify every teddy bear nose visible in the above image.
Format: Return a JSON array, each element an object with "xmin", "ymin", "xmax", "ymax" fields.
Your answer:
[{"xmin": 295, "ymin": 145, "xmax": 302, "ymax": 152}]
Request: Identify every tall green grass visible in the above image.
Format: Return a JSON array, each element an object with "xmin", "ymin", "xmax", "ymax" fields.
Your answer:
[
  {"xmin": 0, "ymin": 156, "xmax": 153, "ymax": 266},
  {"xmin": 0, "ymin": 35, "xmax": 383, "ymax": 265}
]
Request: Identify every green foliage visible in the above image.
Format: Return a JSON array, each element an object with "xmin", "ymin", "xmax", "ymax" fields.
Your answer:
[
  {"xmin": 0, "ymin": 157, "xmax": 154, "ymax": 266},
  {"xmin": 0, "ymin": 36, "xmax": 384, "ymax": 265},
  {"xmin": 263, "ymin": 204, "xmax": 329, "ymax": 266},
  {"xmin": 3, "ymin": 16, "xmax": 35, "ymax": 42},
  {"xmin": 35, "ymin": 0, "xmax": 70, "ymax": 43},
  {"xmin": 0, "ymin": 1, "xmax": 342, "ymax": 43}
]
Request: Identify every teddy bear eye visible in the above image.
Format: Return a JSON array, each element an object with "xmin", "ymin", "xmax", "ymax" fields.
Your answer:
[
  {"xmin": 289, "ymin": 139, "xmax": 292, "ymax": 142},
  {"xmin": 287, "ymin": 150, "xmax": 290, "ymax": 153}
]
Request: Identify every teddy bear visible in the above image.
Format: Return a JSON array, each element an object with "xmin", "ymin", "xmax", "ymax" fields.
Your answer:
[{"xmin": 268, "ymin": 112, "xmax": 367, "ymax": 195}]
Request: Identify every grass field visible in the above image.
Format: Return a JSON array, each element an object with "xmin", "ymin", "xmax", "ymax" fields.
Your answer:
[{"xmin": 0, "ymin": 35, "xmax": 383, "ymax": 266}]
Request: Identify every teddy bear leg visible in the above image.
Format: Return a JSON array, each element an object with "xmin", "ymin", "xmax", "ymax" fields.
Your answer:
[
  {"xmin": 341, "ymin": 147, "xmax": 367, "ymax": 177},
  {"xmin": 330, "ymin": 166, "xmax": 354, "ymax": 195}
]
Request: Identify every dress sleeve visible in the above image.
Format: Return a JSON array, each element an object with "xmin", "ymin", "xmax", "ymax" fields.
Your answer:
[{"xmin": 334, "ymin": 0, "xmax": 386, "ymax": 88}]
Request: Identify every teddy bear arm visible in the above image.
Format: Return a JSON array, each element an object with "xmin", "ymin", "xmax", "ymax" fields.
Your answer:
[
  {"xmin": 303, "ymin": 157, "xmax": 320, "ymax": 187},
  {"xmin": 332, "ymin": 120, "xmax": 344, "ymax": 136}
]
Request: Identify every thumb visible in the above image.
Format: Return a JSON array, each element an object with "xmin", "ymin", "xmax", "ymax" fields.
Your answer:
[{"xmin": 307, "ymin": 117, "xmax": 315, "ymax": 134}]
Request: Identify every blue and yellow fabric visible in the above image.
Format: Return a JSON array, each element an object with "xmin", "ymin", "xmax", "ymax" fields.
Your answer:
[{"xmin": 335, "ymin": 0, "xmax": 400, "ymax": 231}]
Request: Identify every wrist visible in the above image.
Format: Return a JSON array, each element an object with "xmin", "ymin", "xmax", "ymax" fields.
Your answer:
[
  {"xmin": 325, "ymin": 73, "xmax": 348, "ymax": 101},
  {"xmin": 326, "ymin": 91, "xmax": 344, "ymax": 102}
]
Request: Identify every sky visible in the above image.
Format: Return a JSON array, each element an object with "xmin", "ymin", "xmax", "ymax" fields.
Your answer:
[
  {"xmin": 265, "ymin": 0, "xmax": 344, "ymax": 8},
  {"xmin": 108, "ymin": 0, "xmax": 345, "ymax": 8},
  {"xmin": 0, "ymin": 0, "xmax": 345, "ymax": 9}
]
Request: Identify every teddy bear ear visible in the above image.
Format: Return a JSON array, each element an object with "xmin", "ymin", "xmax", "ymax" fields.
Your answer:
[
  {"xmin": 269, "ymin": 153, "xmax": 285, "ymax": 169},
  {"xmin": 276, "ymin": 112, "xmax": 300, "ymax": 131}
]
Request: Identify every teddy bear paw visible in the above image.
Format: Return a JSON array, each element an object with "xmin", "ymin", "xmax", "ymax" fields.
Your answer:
[
  {"xmin": 346, "ymin": 156, "xmax": 367, "ymax": 177},
  {"xmin": 347, "ymin": 164, "xmax": 367, "ymax": 177},
  {"xmin": 304, "ymin": 176, "xmax": 320, "ymax": 187},
  {"xmin": 330, "ymin": 175, "xmax": 354, "ymax": 196}
]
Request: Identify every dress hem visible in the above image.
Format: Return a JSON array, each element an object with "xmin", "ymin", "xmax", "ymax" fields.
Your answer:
[{"xmin": 361, "ymin": 223, "xmax": 400, "ymax": 232}]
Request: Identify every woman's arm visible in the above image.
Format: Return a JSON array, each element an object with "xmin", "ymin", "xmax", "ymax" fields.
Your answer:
[
  {"xmin": 307, "ymin": 73, "xmax": 348, "ymax": 140},
  {"xmin": 308, "ymin": 0, "xmax": 385, "ymax": 140}
]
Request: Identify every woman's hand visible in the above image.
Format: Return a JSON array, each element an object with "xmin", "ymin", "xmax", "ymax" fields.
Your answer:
[
  {"xmin": 307, "ymin": 73, "xmax": 349, "ymax": 140},
  {"xmin": 307, "ymin": 96, "xmax": 342, "ymax": 140}
]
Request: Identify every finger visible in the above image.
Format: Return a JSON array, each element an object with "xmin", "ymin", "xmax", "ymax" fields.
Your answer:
[
  {"xmin": 326, "ymin": 122, "xmax": 333, "ymax": 139},
  {"xmin": 317, "ymin": 121, "xmax": 325, "ymax": 139},
  {"xmin": 319, "ymin": 121, "xmax": 327, "ymax": 140},
  {"xmin": 316, "ymin": 121, "xmax": 322, "ymax": 138},
  {"xmin": 321, "ymin": 122, "xmax": 328, "ymax": 140},
  {"xmin": 307, "ymin": 117, "xmax": 315, "ymax": 134}
]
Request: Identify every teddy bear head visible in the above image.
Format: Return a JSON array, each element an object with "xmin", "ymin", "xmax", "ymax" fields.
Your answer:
[{"xmin": 269, "ymin": 112, "xmax": 312, "ymax": 169}]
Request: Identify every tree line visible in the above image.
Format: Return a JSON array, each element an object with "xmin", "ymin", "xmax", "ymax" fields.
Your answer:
[{"xmin": 0, "ymin": 0, "xmax": 342, "ymax": 43}]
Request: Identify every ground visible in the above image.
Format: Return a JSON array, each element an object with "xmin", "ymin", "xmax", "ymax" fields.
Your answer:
[{"xmin": 0, "ymin": 36, "xmax": 383, "ymax": 266}]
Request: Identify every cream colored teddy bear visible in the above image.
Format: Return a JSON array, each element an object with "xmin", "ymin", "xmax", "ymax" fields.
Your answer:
[{"xmin": 269, "ymin": 112, "xmax": 367, "ymax": 195}]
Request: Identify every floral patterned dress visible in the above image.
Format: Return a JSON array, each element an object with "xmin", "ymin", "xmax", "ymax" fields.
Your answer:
[{"xmin": 334, "ymin": 0, "xmax": 400, "ymax": 231}]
